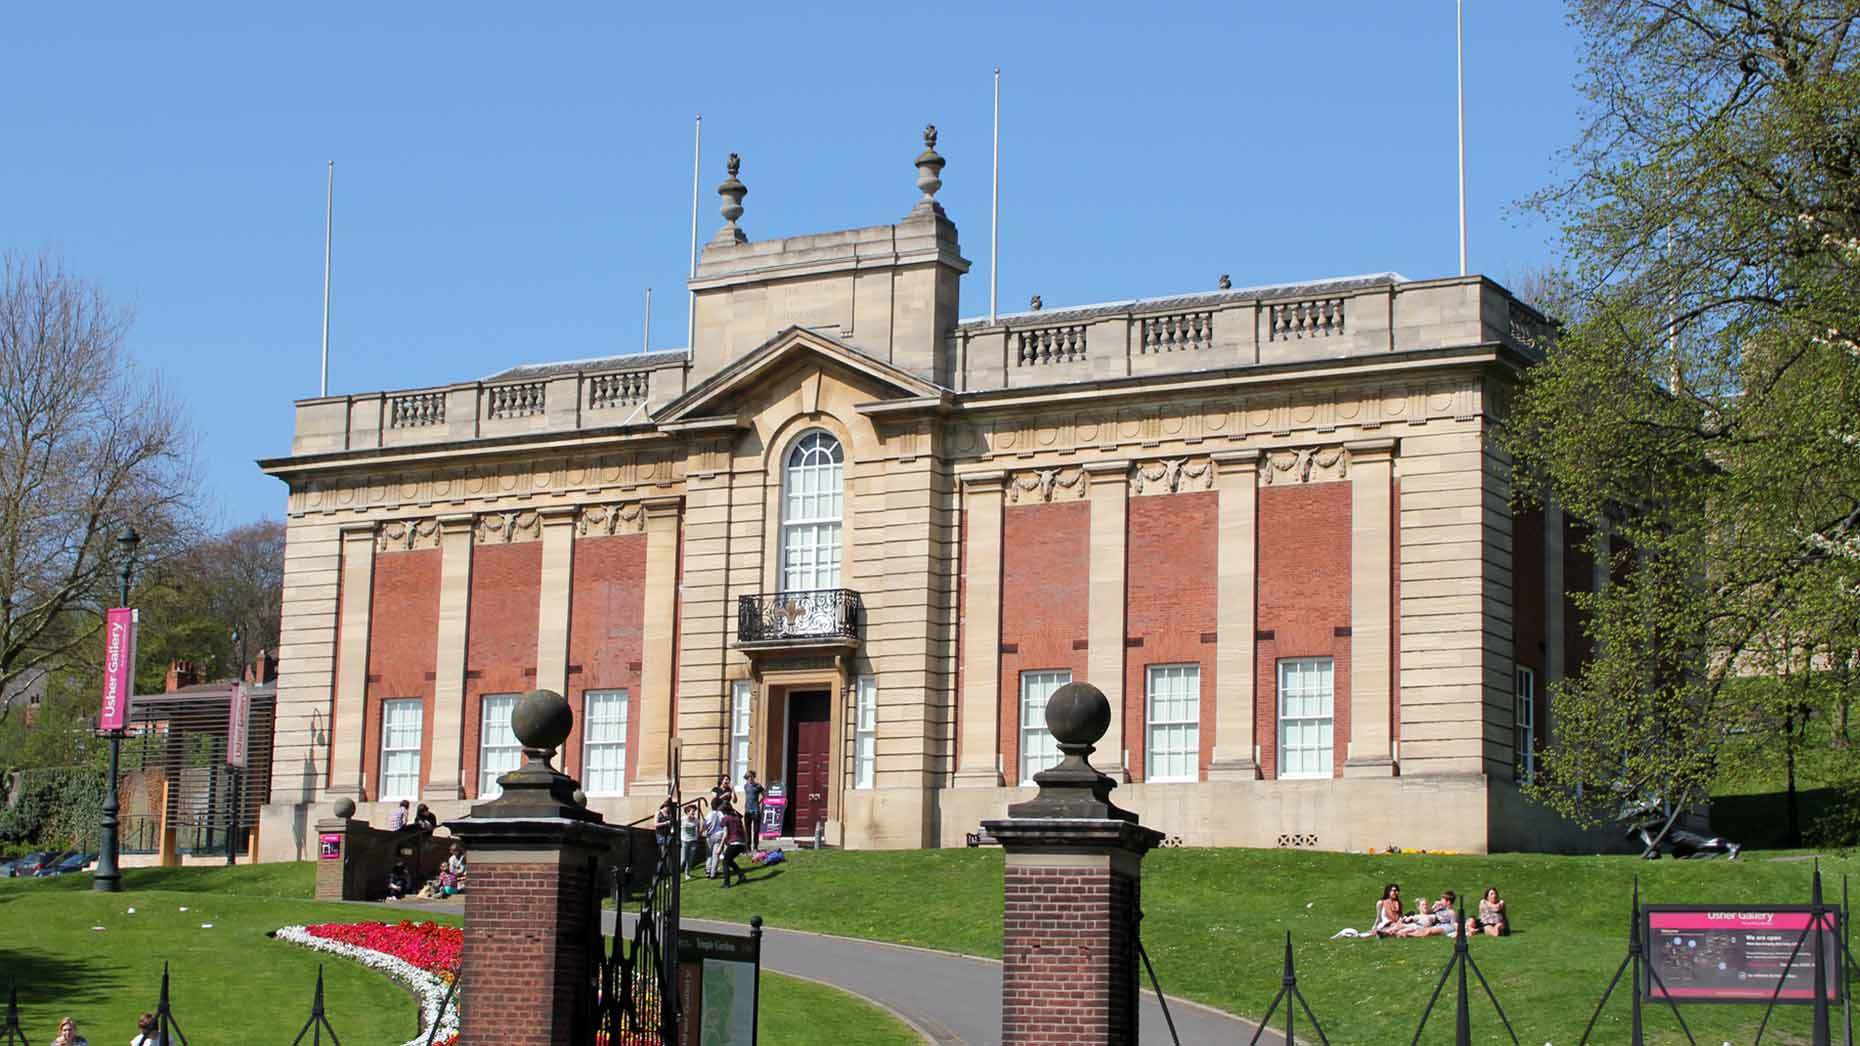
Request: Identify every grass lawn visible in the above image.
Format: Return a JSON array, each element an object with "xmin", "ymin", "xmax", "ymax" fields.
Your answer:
[
  {"xmin": 676, "ymin": 846, "xmax": 1860, "ymax": 1045},
  {"xmin": 0, "ymin": 865, "xmax": 918, "ymax": 1045}
]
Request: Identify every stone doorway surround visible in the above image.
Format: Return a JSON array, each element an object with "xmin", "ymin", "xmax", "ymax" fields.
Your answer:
[{"xmin": 744, "ymin": 656, "xmax": 849, "ymax": 843}]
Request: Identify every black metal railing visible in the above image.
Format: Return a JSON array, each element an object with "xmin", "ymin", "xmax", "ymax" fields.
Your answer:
[
  {"xmin": 581, "ymin": 841, "xmax": 680, "ymax": 1044},
  {"xmin": 736, "ymin": 589, "xmax": 861, "ymax": 644}
]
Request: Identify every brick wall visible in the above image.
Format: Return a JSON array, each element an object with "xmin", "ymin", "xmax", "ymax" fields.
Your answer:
[
  {"xmin": 462, "ymin": 542, "xmax": 542, "ymax": 798},
  {"xmin": 457, "ymin": 855, "xmax": 594, "ymax": 1046},
  {"xmin": 1001, "ymin": 862, "xmax": 1138, "ymax": 1045},
  {"xmin": 1125, "ymin": 491, "xmax": 1217, "ymax": 781},
  {"xmin": 1256, "ymin": 482, "xmax": 1352, "ymax": 779},
  {"xmin": 566, "ymin": 534, "xmax": 647, "ymax": 786},
  {"xmin": 999, "ymin": 501, "xmax": 1091, "ymax": 783},
  {"xmin": 362, "ymin": 549, "xmax": 440, "ymax": 800}
]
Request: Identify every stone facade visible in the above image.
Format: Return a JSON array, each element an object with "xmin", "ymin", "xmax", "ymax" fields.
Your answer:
[{"xmin": 256, "ymin": 136, "xmax": 1603, "ymax": 860}]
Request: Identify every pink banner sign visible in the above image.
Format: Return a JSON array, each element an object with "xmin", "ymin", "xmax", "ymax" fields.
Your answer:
[
  {"xmin": 226, "ymin": 683, "xmax": 250, "ymax": 769},
  {"xmin": 98, "ymin": 607, "xmax": 138, "ymax": 732}
]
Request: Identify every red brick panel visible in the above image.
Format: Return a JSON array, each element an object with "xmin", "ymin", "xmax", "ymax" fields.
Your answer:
[
  {"xmin": 457, "ymin": 856, "xmax": 595, "ymax": 1046},
  {"xmin": 1255, "ymin": 483, "xmax": 1352, "ymax": 779},
  {"xmin": 565, "ymin": 534, "xmax": 647, "ymax": 784},
  {"xmin": 999, "ymin": 502, "xmax": 1091, "ymax": 783},
  {"xmin": 361, "ymin": 549, "xmax": 440, "ymax": 801},
  {"xmin": 462, "ymin": 542, "xmax": 542, "ymax": 799},
  {"xmin": 1001, "ymin": 862, "xmax": 1139, "ymax": 1045},
  {"xmin": 1512, "ymin": 504, "xmax": 1546, "ymax": 752},
  {"xmin": 1564, "ymin": 518, "xmax": 1596, "ymax": 679},
  {"xmin": 1124, "ymin": 491, "xmax": 1217, "ymax": 781}
]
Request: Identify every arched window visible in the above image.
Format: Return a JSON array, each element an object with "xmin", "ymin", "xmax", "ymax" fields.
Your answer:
[{"xmin": 781, "ymin": 430, "xmax": 844, "ymax": 591}]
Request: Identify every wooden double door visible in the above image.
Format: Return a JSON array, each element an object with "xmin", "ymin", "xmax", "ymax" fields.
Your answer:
[{"xmin": 785, "ymin": 690, "xmax": 831, "ymax": 838}]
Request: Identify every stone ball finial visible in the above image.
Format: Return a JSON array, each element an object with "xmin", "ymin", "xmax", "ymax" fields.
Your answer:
[
  {"xmin": 914, "ymin": 125, "xmax": 946, "ymax": 207},
  {"xmin": 333, "ymin": 797, "xmax": 356, "ymax": 819},
  {"xmin": 571, "ymin": 788, "xmax": 588, "ymax": 808},
  {"xmin": 512, "ymin": 688, "xmax": 573, "ymax": 755},
  {"xmin": 1045, "ymin": 682, "xmax": 1112, "ymax": 747},
  {"xmin": 1219, "ymin": 273, "xmax": 1232, "ymax": 290}
]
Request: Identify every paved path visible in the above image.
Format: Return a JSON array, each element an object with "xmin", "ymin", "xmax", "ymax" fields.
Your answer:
[{"xmin": 370, "ymin": 897, "xmax": 1272, "ymax": 1044}]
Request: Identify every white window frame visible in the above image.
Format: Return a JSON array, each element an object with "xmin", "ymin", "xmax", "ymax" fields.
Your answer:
[
  {"xmin": 478, "ymin": 693, "xmax": 523, "ymax": 799},
  {"xmin": 780, "ymin": 430, "xmax": 845, "ymax": 592},
  {"xmin": 854, "ymin": 675, "xmax": 877, "ymax": 789},
  {"xmin": 1144, "ymin": 664, "xmax": 1201, "ymax": 783},
  {"xmin": 1515, "ymin": 667, "xmax": 1537, "ymax": 783},
  {"xmin": 729, "ymin": 680, "xmax": 752, "ymax": 785},
  {"xmin": 1276, "ymin": 658, "xmax": 1335, "ymax": 780},
  {"xmin": 379, "ymin": 698, "xmax": 423, "ymax": 802},
  {"xmin": 581, "ymin": 689, "xmax": 629, "ymax": 797},
  {"xmin": 1019, "ymin": 670, "xmax": 1072, "ymax": 785}
]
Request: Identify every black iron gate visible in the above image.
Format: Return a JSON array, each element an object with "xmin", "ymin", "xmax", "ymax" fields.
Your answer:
[{"xmin": 581, "ymin": 840, "xmax": 680, "ymax": 1044}]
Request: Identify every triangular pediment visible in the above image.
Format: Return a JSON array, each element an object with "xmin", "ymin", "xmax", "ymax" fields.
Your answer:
[{"xmin": 655, "ymin": 326, "xmax": 947, "ymax": 424}]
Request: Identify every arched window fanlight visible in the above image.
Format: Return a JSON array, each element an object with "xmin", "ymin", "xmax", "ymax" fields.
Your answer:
[{"xmin": 781, "ymin": 431, "xmax": 844, "ymax": 591}]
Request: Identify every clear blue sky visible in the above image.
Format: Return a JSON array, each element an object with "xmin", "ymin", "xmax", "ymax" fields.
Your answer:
[{"xmin": 2, "ymin": 4, "xmax": 1582, "ymax": 527}]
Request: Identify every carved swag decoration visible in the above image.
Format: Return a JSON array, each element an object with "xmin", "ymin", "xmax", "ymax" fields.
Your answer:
[
  {"xmin": 1130, "ymin": 457, "xmax": 1214, "ymax": 496},
  {"xmin": 579, "ymin": 503, "xmax": 645, "ymax": 536},
  {"xmin": 1007, "ymin": 467, "xmax": 1086, "ymax": 503},
  {"xmin": 1262, "ymin": 446, "xmax": 1349, "ymax": 485}
]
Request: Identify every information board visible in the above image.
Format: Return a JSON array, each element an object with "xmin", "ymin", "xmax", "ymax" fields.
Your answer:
[
  {"xmin": 675, "ymin": 927, "xmax": 761, "ymax": 1046},
  {"xmin": 318, "ymin": 833, "xmax": 342, "ymax": 860},
  {"xmin": 758, "ymin": 794, "xmax": 786, "ymax": 840},
  {"xmin": 1643, "ymin": 906, "xmax": 1844, "ymax": 1003}
]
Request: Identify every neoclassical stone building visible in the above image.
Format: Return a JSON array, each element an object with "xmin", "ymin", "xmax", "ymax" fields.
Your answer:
[{"xmin": 256, "ymin": 131, "xmax": 1600, "ymax": 861}]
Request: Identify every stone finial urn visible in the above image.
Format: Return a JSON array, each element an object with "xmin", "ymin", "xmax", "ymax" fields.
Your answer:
[
  {"xmin": 715, "ymin": 153, "xmax": 748, "ymax": 244},
  {"xmin": 914, "ymin": 124, "xmax": 945, "ymax": 210}
]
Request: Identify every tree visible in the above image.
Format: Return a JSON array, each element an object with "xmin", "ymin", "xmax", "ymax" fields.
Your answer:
[
  {"xmin": 0, "ymin": 249, "xmax": 197, "ymax": 728},
  {"xmin": 131, "ymin": 520, "xmax": 285, "ymax": 692},
  {"xmin": 1505, "ymin": 1, "xmax": 1860, "ymax": 844}
]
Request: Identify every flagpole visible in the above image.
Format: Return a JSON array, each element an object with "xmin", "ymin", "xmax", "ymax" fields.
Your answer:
[
  {"xmin": 990, "ymin": 67, "xmax": 1001, "ymax": 324},
  {"xmin": 687, "ymin": 115, "xmax": 702, "ymax": 349},
  {"xmin": 321, "ymin": 160, "xmax": 334, "ymax": 396},
  {"xmin": 643, "ymin": 287, "xmax": 653, "ymax": 352},
  {"xmin": 1456, "ymin": 0, "xmax": 1467, "ymax": 276}
]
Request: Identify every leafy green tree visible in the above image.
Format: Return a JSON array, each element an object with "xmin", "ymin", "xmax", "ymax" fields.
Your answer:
[{"xmin": 1506, "ymin": 0, "xmax": 1860, "ymax": 846}]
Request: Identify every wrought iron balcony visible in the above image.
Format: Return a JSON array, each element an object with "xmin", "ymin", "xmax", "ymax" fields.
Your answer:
[{"xmin": 737, "ymin": 589, "xmax": 862, "ymax": 647}]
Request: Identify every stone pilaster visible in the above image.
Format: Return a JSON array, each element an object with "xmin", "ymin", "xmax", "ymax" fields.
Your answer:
[
  {"xmin": 427, "ymin": 513, "xmax": 475, "ymax": 800},
  {"xmin": 1207, "ymin": 449, "xmax": 1260, "ymax": 780},
  {"xmin": 326, "ymin": 523, "xmax": 377, "ymax": 800},
  {"xmin": 955, "ymin": 471, "xmax": 1007, "ymax": 786},
  {"xmin": 631, "ymin": 496, "xmax": 682, "ymax": 796},
  {"xmin": 1083, "ymin": 461, "xmax": 1129, "ymax": 780},
  {"xmin": 534, "ymin": 507, "xmax": 578, "ymax": 700},
  {"xmin": 1343, "ymin": 438, "xmax": 1397, "ymax": 776}
]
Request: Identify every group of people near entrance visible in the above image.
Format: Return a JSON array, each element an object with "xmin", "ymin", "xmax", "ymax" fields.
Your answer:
[
  {"xmin": 655, "ymin": 770, "xmax": 768, "ymax": 889},
  {"xmin": 379, "ymin": 799, "xmax": 466, "ymax": 901},
  {"xmin": 1373, "ymin": 883, "xmax": 1509, "ymax": 938}
]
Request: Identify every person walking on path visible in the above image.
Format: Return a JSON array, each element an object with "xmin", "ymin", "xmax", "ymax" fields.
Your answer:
[
  {"xmin": 741, "ymin": 770, "xmax": 765, "ymax": 852},
  {"xmin": 718, "ymin": 804, "xmax": 749, "ymax": 888}
]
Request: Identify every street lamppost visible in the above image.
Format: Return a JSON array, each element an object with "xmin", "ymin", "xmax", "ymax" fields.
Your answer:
[{"xmin": 94, "ymin": 526, "xmax": 139, "ymax": 893}]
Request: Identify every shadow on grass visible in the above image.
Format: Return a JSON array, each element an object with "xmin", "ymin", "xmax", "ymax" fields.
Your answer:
[
  {"xmin": 1712, "ymin": 787, "xmax": 1847, "ymax": 849},
  {"xmin": 0, "ymin": 947, "xmax": 127, "ymax": 1021}
]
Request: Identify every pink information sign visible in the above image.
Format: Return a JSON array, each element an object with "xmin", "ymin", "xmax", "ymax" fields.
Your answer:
[
  {"xmin": 1645, "ymin": 907, "xmax": 1844, "ymax": 1003},
  {"xmin": 98, "ymin": 607, "xmax": 138, "ymax": 732}
]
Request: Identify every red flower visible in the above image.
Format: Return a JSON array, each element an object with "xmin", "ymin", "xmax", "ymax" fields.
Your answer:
[{"xmin": 304, "ymin": 920, "xmax": 463, "ymax": 977}]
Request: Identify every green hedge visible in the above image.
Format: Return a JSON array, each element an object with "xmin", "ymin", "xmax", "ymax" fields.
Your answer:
[{"xmin": 0, "ymin": 766, "xmax": 106, "ymax": 851}]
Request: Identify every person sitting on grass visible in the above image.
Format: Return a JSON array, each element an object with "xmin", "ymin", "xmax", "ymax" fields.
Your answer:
[
  {"xmin": 1475, "ymin": 886, "xmax": 1508, "ymax": 937},
  {"xmin": 51, "ymin": 1016, "xmax": 88, "ymax": 1046},
  {"xmin": 1394, "ymin": 889, "xmax": 1436, "ymax": 936},
  {"xmin": 386, "ymin": 861, "xmax": 413, "ymax": 901},
  {"xmin": 439, "ymin": 842, "xmax": 467, "ymax": 896},
  {"xmin": 1372, "ymin": 883, "xmax": 1404, "ymax": 937},
  {"xmin": 1432, "ymin": 891, "xmax": 1459, "ymax": 936}
]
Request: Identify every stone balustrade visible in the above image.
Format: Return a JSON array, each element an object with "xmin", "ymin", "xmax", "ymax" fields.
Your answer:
[{"xmin": 291, "ymin": 357, "xmax": 689, "ymax": 455}]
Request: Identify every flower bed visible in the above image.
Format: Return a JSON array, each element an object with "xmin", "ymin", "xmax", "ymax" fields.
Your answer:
[{"xmin": 273, "ymin": 921, "xmax": 461, "ymax": 1046}]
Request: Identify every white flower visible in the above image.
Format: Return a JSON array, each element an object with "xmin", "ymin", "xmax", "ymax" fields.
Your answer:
[{"xmin": 273, "ymin": 925, "xmax": 460, "ymax": 1046}]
